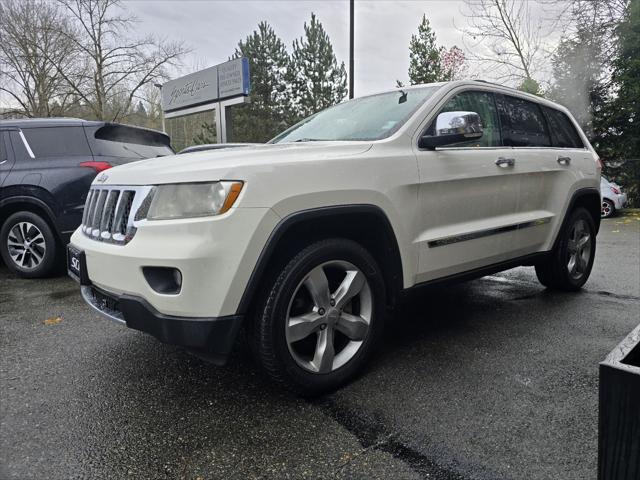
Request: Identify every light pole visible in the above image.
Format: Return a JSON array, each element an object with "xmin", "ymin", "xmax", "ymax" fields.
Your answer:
[
  {"xmin": 153, "ymin": 82, "xmax": 165, "ymax": 133},
  {"xmin": 349, "ymin": 0, "xmax": 354, "ymax": 99}
]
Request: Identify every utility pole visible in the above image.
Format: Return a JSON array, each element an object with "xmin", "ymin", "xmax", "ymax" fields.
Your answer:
[
  {"xmin": 153, "ymin": 83, "xmax": 165, "ymax": 133},
  {"xmin": 349, "ymin": 0, "xmax": 354, "ymax": 99}
]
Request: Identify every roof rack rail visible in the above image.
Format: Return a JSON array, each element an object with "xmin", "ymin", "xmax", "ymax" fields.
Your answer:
[{"xmin": 472, "ymin": 79, "xmax": 518, "ymax": 91}]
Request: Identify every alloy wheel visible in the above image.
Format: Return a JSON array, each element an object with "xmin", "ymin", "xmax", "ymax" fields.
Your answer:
[
  {"xmin": 285, "ymin": 260, "xmax": 372, "ymax": 374},
  {"xmin": 601, "ymin": 200, "xmax": 612, "ymax": 217},
  {"xmin": 6, "ymin": 221, "xmax": 47, "ymax": 270},
  {"xmin": 566, "ymin": 219, "xmax": 592, "ymax": 281}
]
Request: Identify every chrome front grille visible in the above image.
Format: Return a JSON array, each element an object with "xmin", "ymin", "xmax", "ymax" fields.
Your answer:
[{"xmin": 81, "ymin": 185, "xmax": 155, "ymax": 245}]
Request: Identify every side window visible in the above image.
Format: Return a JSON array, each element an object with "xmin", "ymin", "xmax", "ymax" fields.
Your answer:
[
  {"xmin": 21, "ymin": 127, "xmax": 91, "ymax": 157},
  {"xmin": 9, "ymin": 131, "xmax": 32, "ymax": 161},
  {"xmin": 427, "ymin": 91, "xmax": 501, "ymax": 147},
  {"xmin": 497, "ymin": 95, "xmax": 551, "ymax": 147},
  {"xmin": 543, "ymin": 107, "xmax": 584, "ymax": 149}
]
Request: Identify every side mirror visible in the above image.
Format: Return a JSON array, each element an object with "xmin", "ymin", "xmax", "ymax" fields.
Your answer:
[{"xmin": 419, "ymin": 111, "xmax": 484, "ymax": 149}]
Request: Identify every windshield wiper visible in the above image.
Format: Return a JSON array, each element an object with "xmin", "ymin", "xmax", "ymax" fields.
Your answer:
[
  {"xmin": 121, "ymin": 144, "xmax": 146, "ymax": 158},
  {"xmin": 292, "ymin": 138, "xmax": 323, "ymax": 142}
]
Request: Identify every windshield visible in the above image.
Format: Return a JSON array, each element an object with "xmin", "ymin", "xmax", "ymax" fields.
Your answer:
[{"xmin": 271, "ymin": 86, "xmax": 440, "ymax": 143}]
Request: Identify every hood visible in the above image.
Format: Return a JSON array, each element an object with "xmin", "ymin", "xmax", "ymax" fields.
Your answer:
[{"xmin": 96, "ymin": 141, "xmax": 373, "ymax": 186}]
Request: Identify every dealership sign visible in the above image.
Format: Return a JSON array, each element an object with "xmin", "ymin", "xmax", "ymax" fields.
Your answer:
[{"xmin": 161, "ymin": 57, "xmax": 250, "ymax": 112}]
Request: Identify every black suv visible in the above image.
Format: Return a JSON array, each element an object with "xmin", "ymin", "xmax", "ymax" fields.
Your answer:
[{"xmin": 0, "ymin": 118, "xmax": 172, "ymax": 278}]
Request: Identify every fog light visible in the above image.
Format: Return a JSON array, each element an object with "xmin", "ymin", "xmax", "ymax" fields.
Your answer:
[{"xmin": 142, "ymin": 267, "xmax": 182, "ymax": 295}]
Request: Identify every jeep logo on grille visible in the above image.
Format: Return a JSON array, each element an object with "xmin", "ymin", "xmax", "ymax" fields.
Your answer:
[{"xmin": 96, "ymin": 173, "xmax": 108, "ymax": 183}]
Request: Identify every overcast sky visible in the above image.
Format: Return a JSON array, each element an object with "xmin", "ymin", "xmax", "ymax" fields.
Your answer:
[
  {"xmin": 126, "ymin": 0, "xmax": 474, "ymax": 96},
  {"xmin": 0, "ymin": 0, "xmax": 565, "ymax": 108}
]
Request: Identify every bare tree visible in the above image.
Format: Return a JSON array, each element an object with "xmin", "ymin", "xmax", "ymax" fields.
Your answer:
[
  {"xmin": 557, "ymin": 0, "xmax": 628, "ymax": 60},
  {"xmin": 461, "ymin": 0, "xmax": 550, "ymax": 90},
  {"xmin": 0, "ymin": 0, "xmax": 76, "ymax": 117},
  {"xmin": 54, "ymin": 0, "xmax": 188, "ymax": 121}
]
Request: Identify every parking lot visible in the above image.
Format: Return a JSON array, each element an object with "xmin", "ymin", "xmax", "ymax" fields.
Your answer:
[{"xmin": 1, "ymin": 213, "xmax": 638, "ymax": 480}]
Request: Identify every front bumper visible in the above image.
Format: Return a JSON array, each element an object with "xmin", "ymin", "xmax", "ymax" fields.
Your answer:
[
  {"xmin": 70, "ymin": 206, "xmax": 281, "ymax": 362},
  {"xmin": 81, "ymin": 284, "xmax": 242, "ymax": 363},
  {"xmin": 613, "ymin": 193, "xmax": 628, "ymax": 210}
]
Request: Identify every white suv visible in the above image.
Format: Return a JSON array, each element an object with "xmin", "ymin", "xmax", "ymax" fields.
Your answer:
[{"xmin": 68, "ymin": 81, "xmax": 601, "ymax": 395}]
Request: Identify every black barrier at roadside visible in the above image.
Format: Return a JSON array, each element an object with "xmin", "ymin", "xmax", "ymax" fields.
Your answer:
[{"xmin": 598, "ymin": 323, "xmax": 640, "ymax": 480}]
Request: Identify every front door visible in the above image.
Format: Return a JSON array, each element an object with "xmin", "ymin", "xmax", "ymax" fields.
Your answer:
[{"xmin": 413, "ymin": 89, "xmax": 521, "ymax": 283}]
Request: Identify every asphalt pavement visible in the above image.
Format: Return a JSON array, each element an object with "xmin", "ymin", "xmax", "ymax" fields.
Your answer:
[{"xmin": 1, "ymin": 213, "xmax": 639, "ymax": 480}]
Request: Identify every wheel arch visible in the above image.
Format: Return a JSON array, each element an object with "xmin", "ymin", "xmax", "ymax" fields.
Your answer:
[
  {"xmin": 553, "ymin": 188, "xmax": 601, "ymax": 250},
  {"xmin": 236, "ymin": 204, "xmax": 404, "ymax": 317},
  {"xmin": 0, "ymin": 196, "xmax": 62, "ymax": 240}
]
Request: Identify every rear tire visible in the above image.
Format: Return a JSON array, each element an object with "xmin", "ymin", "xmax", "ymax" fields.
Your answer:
[
  {"xmin": 249, "ymin": 238, "xmax": 386, "ymax": 396},
  {"xmin": 0, "ymin": 211, "xmax": 58, "ymax": 278},
  {"xmin": 535, "ymin": 207, "xmax": 596, "ymax": 291},
  {"xmin": 601, "ymin": 198, "xmax": 615, "ymax": 218}
]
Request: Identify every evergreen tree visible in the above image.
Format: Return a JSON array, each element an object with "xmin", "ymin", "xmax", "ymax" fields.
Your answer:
[
  {"xmin": 135, "ymin": 101, "xmax": 147, "ymax": 117},
  {"xmin": 548, "ymin": 28, "xmax": 608, "ymax": 136},
  {"xmin": 127, "ymin": 100, "xmax": 149, "ymax": 127},
  {"xmin": 599, "ymin": 0, "xmax": 640, "ymax": 206},
  {"xmin": 407, "ymin": 15, "xmax": 445, "ymax": 85},
  {"xmin": 290, "ymin": 13, "xmax": 347, "ymax": 119},
  {"xmin": 231, "ymin": 22, "xmax": 293, "ymax": 142},
  {"xmin": 193, "ymin": 122, "xmax": 217, "ymax": 145}
]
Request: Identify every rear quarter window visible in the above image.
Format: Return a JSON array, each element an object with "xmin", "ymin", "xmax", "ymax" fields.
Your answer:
[
  {"xmin": 497, "ymin": 94, "xmax": 551, "ymax": 148},
  {"xmin": 21, "ymin": 126, "xmax": 91, "ymax": 157},
  {"xmin": 543, "ymin": 107, "xmax": 584, "ymax": 149}
]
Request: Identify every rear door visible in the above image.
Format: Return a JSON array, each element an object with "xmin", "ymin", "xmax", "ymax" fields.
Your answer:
[
  {"xmin": 542, "ymin": 106, "xmax": 594, "ymax": 238},
  {"xmin": 413, "ymin": 89, "xmax": 522, "ymax": 283},
  {"xmin": 18, "ymin": 126, "xmax": 96, "ymax": 234}
]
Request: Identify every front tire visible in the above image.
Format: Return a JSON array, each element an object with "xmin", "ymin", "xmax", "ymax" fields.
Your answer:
[
  {"xmin": 0, "ymin": 211, "xmax": 58, "ymax": 278},
  {"xmin": 601, "ymin": 198, "xmax": 615, "ymax": 218},
  {"xmin": 250, "ymin": 238, "xmax": 386, "ymax": 396},
  {"xmin": 535, "ymin": 207, "xmax": 596, "ymax": 291}
]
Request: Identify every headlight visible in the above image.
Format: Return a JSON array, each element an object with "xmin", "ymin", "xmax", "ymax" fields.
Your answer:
[{"xmin": 147, "ymin": 181, "xmax": 243, "ymax": 220}]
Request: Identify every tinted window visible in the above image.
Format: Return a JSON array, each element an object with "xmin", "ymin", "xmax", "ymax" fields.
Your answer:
[
  {"xmin": 90, "ymin": 125, "xmax": 173, "ymax": 159},
  {"xmin": 426, "ymin": 91, "xmax": 501, "ymax": 147},
  {"xmin": 497, "ymin": 95, "xmax": 551, "ymax": 147},
  {"xmin": 543, "ymin": 107, "xmax": 584, "ymax": 148},
  {"xmin": 9, "ymin": 131, "xmax": 31, "ymax": 161},
  {"xmin": 22, "ymin": 127, "xmax": 91, "ymax": 157}
]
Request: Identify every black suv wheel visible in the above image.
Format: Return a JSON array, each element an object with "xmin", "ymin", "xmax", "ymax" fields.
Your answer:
[
  {"xmin": 535, "ymin": 207, "xmax": 596, "ymax": 291},
  {"xmin": 249, "ymin": 238, "xmax": 386, "ymax": 396},
  {"xmin": 1, "ymin": 211, "xmax": 58, "ymax": 278}
]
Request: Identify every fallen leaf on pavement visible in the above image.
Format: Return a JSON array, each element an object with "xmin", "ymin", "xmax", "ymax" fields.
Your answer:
[{"xmin": 43, "ymin": 317, "xmax": 62, "ymax": 325}]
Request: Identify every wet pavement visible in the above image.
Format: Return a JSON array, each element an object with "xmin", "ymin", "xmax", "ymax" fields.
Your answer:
[{"xmin": 1, "ymin": 213, "xmax": 639, "ymax": 480}]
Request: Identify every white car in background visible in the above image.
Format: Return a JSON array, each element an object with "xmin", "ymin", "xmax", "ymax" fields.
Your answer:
[{"xmin": 601, "ymin": 176, "xmax": 627, "ymax": 218}]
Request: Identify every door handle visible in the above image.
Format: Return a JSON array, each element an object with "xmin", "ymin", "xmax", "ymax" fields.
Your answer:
[
  {"xmin": 557, "ymin": 156, "xmax": 572, "ymax": 165},
  {"xmin": 0, "ymin": 160, "xmax": 7, "ymax": 165},
  {"xmin": 495, "ymin": 157, "xmax": 515, "ymax": 167}
]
